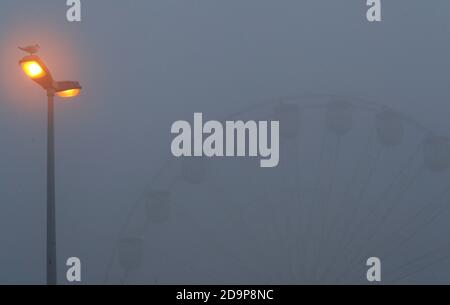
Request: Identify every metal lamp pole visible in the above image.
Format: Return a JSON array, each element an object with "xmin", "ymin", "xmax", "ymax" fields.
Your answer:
[{"xmin": 47, "ymin": 89, "xmax": 57, "ymax": 285}]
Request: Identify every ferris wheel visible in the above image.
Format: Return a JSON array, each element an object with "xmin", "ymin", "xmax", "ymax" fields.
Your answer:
[{"xmin": 104, "ymin": 94, "xmax": 450, "ymax": 284}]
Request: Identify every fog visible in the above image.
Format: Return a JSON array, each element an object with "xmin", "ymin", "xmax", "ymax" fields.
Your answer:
[{"xmin": 1, "ymin": 0, "xmax": 450, "ymax": 284}]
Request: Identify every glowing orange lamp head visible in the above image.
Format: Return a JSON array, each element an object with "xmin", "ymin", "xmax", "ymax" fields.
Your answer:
[
  {"xmin": 19, "ymin": 52, "xmax": 81, "ymax": 99},
  {"xmin": 55, "ymin": 81, "xmax": 82, "ymax": 98},
  {"xmin": 19, "ymin": 55, "xmax": 54, "ymax": 91},
  {"xmin": 21, "ymin": 60, "xmax": 46, "ymax": 79},
  {"xmin": 56, "ymin": 89, "xmax": 80, "ymax": 98}
]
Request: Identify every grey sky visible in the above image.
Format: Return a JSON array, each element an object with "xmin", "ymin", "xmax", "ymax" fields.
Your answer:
[{"xmin": 1, "ymin": 1, "xmax": 450, "ymax": 284}]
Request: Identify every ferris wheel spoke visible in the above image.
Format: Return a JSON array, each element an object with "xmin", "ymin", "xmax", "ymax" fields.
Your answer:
[
  {"xmin": 355, "ymin": 166, "xmax": 425, "ymax": 262},
  {"xmin": 300, "ymin": 125, "xmax": 329, "ymax": 280},
  {"xmin": 360, "ymin": 187, "xmax": 450, "ymax": 267},
  {"xmin": 320, "ymin": 137, "xmax": 382, "ymax": 282},
  {"xmin": 313, "ymin": 135, "xmax": 341, "ymax": 280},
  {"xmin": 340, "ymin": 142, "xmax": 422, "ymax": 254},
  {"xmin": 342, "ymin": 165, "xmax": 425, "ymax": 281},
  {"xmin": 333, "ymin": 142, "xmax": 422, "ymax": 282},
  {"xmin": 385, "ymin": 243, "xmax": 450, "ymax": 284},
  {"xmin": 205, "ymin": 182, "xmax": 274, "ymax": 262},
  {"xmin": 178, "ymin": 201, "xmax": 270, "ymax": 281},
  {"xmin": 326, "ymin": 146, "xmax": 383, "ymax": 282},
  {"xmin": 293, "ymin": 135, "xmax": 312, "ymax": 282},
  {"xmin": 324, "ymin": 128, "xmax": 376, "ymax": 247}
]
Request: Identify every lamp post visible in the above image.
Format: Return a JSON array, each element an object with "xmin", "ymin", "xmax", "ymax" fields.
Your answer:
[{"xmin": 19, "ymin": 47, "xmax": 82, "ymax": 285}]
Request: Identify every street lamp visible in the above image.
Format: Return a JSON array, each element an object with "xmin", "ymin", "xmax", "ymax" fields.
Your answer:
[{"xmin": 19, "ymin": 47, "xmax": 82, "ymax": 285}]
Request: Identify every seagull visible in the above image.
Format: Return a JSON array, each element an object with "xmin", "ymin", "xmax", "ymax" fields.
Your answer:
[{"xmin": 18, "ymin": 44, "xmax": 40, "ymax": 55}]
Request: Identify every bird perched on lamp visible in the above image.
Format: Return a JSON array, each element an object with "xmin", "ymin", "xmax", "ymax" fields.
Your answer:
[{"xmin": 18, "ymin": 44, "xmax": 40, "ymax": 55}]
